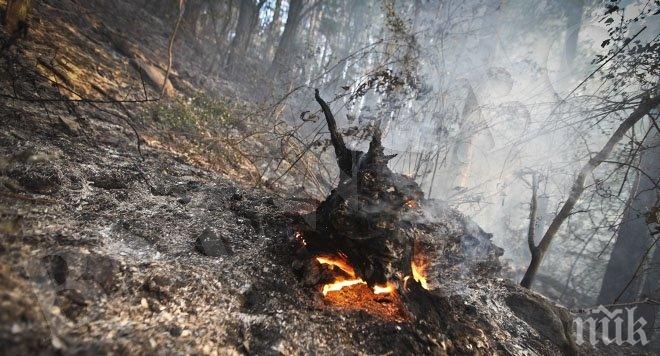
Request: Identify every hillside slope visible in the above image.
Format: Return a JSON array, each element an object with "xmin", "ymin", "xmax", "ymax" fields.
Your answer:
[{"xmin": 0, "ymin": 1, "xmax": 625, "ymax": 354}]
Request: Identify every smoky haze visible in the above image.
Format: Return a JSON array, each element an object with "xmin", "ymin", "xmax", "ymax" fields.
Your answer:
[
  {"xmin": 1, "ymin": 0, "xmax": 659, "ymax": 352},
  {"xmin": 248, "ymin": 0, "xmax": 659, "ymax": 313}
]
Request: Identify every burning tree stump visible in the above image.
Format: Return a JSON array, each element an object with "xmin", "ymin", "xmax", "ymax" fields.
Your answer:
[{"xmin": 294, "ymin": 90, "xmax": 503, "ymax": 322}]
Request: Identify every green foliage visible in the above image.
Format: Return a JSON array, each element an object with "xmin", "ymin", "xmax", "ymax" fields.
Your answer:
[
  {"xmin": 145, "ymin": 94, "xmax": 239, "ymax": 132},
  {"xmin": 594, "ymin": 0, "xmax": 659, "ymax": 93}
]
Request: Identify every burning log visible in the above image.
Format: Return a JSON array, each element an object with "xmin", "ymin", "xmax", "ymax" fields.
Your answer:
[{"xmin": 295, "ymin": 90, "xmax": 503, "ymax": 321}]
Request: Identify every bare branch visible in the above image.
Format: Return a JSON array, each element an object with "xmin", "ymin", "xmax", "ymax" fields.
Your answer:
[
  {"xmin": 521, "ymin": 88, "xmax": 660, "ymax": 289},
  {"xmin": 314, "ymin": 89, "xmax": 355, "ymax": 175},
  {"xmin": 161, "ymin": 0, "xmax": 185, "ymax": 98}
]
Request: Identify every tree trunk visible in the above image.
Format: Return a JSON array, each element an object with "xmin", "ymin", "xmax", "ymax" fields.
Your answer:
[
  {"xmin": 225, "ymin": 0, "xmax": 263, "ymax": 71},
  {"xmin": 303, "ymin": 6, "xmax": 322, "ymax": 84},
  {"xmin": 269, "ymin": 0, "xmax": 304, "ymax": 77},
  {"xmin": 264, "ymin": 0, "xmax": 282, "ymax": 60},
  {"xmin": 597, "ymin": 130, "xmax": 660, "ymax": 303},
  {"xmin": 640, "ymin": 235, "xmax": 660, "ymax": 349},
  {"xmin": 597, "ymin": 130, "xmax": 660, "ymax": 339},
  {"xmin": 207, "ymin": 0, "xmax": 234, "ymax": 75},
  {"xmin": 182, "ymin": 0, "xmax": 203, "ymax": 36},
  {"xmin": 445, "ymin": 86, "xmax": 480, "ymax": 193},
  {"xmin": 330, "ymin": 1, "xmax": 363, "ymax": 84},
  {"xmin": 218, "ymin": 0, "xmax": 235, "ymax": 43}
]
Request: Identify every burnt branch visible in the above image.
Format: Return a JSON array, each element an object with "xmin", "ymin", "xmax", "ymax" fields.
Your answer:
[{"xmin": 314, "ymin": 89, "xmax": 359, "ymax": 176}]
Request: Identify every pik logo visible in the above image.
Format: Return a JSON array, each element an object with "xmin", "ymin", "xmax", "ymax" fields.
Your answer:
[{"xmin": 574, "ymin": 305, "xmax": 649, "ymax": 346}]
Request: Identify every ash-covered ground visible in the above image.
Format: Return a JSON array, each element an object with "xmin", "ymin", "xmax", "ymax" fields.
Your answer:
[{"xmin": 1, "ymin": 105, "xmax": 594, "ymax": 354}]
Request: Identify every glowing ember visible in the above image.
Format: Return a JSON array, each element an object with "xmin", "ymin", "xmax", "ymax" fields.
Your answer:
[
  {"xmin": 322, "ymin": 282, "xmax": 406, "ymax": 321},
  {"xmin": 313, "ymin": 255, "xmax": 420, "ymax": 321},
  {"xmin": 295, "ymin": 231, "xmax": 307, "ymax": 246},
  {"xmin": 373, "ymin": 282, "xmax": 396, "ymax": 294},
  {"xmin": 315, "ymin": 256, "xmax": 355, "ymax": 276}
]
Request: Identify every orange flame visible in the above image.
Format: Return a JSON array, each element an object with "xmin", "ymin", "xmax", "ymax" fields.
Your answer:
[
  {"xmin": 322, "ymin": 279, "xmax": 365, "ymax": 295},
  {"xmin": 316, "ymin": 256, "xmax": 396, "ymax": 296},
  {"xmin": 315, "ymin": 256, "xmax": 355, "ymax": 277},
  {"xmin": 411, "ymin": 259, "xmax": 429, "ymax": 290}
]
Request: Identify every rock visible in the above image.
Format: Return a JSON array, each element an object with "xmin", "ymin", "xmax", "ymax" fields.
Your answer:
[
  {"xmin": 506, "ymin": 291, "xmax": 580, "ymax": 355},
  {"xmin": 194, "ymin": 227, "xmax": 228, "ymax": 257},
  {"xmin": 177, "ymin": 196, "xmax": 191, "ymax": 205}
]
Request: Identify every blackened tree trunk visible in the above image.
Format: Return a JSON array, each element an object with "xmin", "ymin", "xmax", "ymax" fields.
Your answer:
[
  {"xmin": 225, "ymin": 0, "xmax": 265, "ymax": 71},
  {"xmin": 269, "ymin": 0, "xmax": 305, "ymax": 77},
  {"xmin": 597, "ymin": 130, "xmax": 660, "ymax": 338},
  {"xmin": 304, "ymin": 89, "xmax": 422, "ymax": 286}
]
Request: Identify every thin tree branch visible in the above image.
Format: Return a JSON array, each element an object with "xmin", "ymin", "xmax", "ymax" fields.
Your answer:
[
  {"xmin": 161, "ymin": 0, "xmax": 186, "ymax": 98},
  {"xmin": 520, "ymin": 88, "xmax": 660, "ymax": 288}
]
